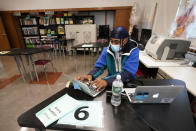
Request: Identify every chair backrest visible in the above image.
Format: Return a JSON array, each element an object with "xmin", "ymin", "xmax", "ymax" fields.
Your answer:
[
  {"xmin": 140, "ymin": 29, "xmax": 152, "ymax": 47},
  {"xmin": 99, "ymin": 25, "xmax": 110, "ymax": 39}
]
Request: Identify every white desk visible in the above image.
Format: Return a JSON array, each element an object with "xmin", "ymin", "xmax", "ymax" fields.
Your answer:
[
  {"xmin": 159, "ymin": 66, "xmax": 196, "ymax": 97},
  {"xmin": 139, "ymin": 51, "xmax": 187, "ymax": 68},
  {"xmin": 139, "ymin": 51, "xmax": 196, "ymax": 97}
]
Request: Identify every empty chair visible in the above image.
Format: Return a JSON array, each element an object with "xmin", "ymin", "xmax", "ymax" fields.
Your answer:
[{"xmin": 33, "ymin": 48, "xmax": 56, "ymax": 82}]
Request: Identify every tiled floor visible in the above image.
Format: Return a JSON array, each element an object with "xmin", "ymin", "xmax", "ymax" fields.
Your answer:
[{"xmin": 0, "ymin": 53, "xmax": 106, "ymax": 131}]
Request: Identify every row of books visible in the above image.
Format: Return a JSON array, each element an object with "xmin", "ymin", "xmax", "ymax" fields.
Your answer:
[
  {"xmin": 20, "ymin": 18, "xmax": 37, "ymax": 25},
  {"xmin": 26, "ymin": 44, "xmax": 54, "ymax": 48},
  {"xmin": 22, "ymin": 27, "xmax": 39, "ymax": 35},
  {"xmin": 39, "ymin": 26, "xmax": 64, "ymax": 35},
  {"xmin": 24, "ymin": 37, "xmax": 40, "ymax": 44},
  {"xmin": 80, "ymin": 18, "xmax": 94, "ymax": 24},
  {"xmin": 19, "ymin": 17, "xmax": 72, "ymax": 26},
  {"xmin": 20, "ymin": 16, "xmax": 93, "ymax": 26},
  {"xmin": 40, "ymin": 28, "xmax": 56, "ymax": 35},
  {"xmin": 56, "ymin": 18, "xmax": 74, "ymax": 25},
  {"xmin": 39, "ymin": 17, "xmax": 56, "ymax": 25}
]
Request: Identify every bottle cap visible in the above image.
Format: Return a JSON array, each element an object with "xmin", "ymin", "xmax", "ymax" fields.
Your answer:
[{"xmin": 116, "ymin": 74, "xmax": 121, "ymax": 80}]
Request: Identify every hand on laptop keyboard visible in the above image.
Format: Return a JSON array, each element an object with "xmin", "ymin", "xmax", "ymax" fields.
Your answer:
[
  {"xmin": 90, "ymin": 79, "xmax": 108, "ymax": 91},
  {"xmin": 82, "ymin": 81, "xmax": 98, "ymax": 95},
  {"xmin": 76, "ymin": 75, "xmax": 92, "ymax": 83},
  {"xmin": 82, "ymin": 79, "xmax": 107, "ymax": 91}
]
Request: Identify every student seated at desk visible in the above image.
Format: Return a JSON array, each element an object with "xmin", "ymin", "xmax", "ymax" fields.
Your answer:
[{"xmin": 76, "ymin": 26, "xmax": 139, "ymax": 91}]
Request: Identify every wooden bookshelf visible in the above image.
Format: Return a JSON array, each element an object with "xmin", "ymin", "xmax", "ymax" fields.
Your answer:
[
  {"xmin": 18, "ymin": 12, "xmax": 95, "ymax": 48},
  {"xmin": 0, "ymin": 6, "xmax": 132, "ymax": 49}
]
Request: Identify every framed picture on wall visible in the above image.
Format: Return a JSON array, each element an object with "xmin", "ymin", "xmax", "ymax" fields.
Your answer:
[{"xmin": 170, "ymin": 0, "xmax": 196, "ymax": 39}]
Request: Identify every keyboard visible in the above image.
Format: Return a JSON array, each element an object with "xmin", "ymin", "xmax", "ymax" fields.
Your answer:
[{"xmin": 83, "ymin": 81, "xmax": 99, "ymax": 95}]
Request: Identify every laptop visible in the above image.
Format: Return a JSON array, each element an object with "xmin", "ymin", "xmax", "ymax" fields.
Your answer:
[
  {"xmin": 124, "ymin": 85, "xmax": 184, "ymax": 104},
  {"xmin": 64, "ymin": 74, "xmax": 105, "ymax": 97}
]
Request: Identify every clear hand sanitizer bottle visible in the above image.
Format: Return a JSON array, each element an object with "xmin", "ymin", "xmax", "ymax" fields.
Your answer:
[{"xmin": 111, "ymin": 75, "xmax": 123, "ymax": 106}]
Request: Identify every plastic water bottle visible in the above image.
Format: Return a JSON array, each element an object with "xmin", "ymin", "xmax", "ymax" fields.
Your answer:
[{"xmin": 111, "ymin": 75, "xmax": 123, "ymax": 106}]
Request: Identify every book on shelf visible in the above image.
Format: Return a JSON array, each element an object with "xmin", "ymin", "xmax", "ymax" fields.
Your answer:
[
  {"xmin": 40, "ymin": 28, "xmax": 56, "ymax": 35},
  {"xmin": 22, "ymin": 27, "xmax": 38, "ymax": 35},
  {"xmin": 69, "ymin": 18, "xmax": 74, "ymax": 24},
  {"xmin": 51, "ymin": 30, "xmax": 55, "ymax": 34},
  {"xmin": 56, "ymin": 18, "xmax": 60, "ymax": 24},
  {"xmin": 20, "ymin": 18, "xmax": 37, "ymax": 25},
  {"xmin": 65, "ymin": 18, "xmax": 69, "ymax": 24},
  {"xmin": 40, "ymin": 29, "xmax": 47, "ymax": 35},
  {"xmin": 68, "ymin": 13, "xmax": 72, "ymax": 16},
  {"xmin": 60, "ymin": 18, "xmax": 64, "ymax": 24},
  {"xmin": 64, "ymin": 13, "xmax": 68, "ymax": 16},
  {"xmin": 57, "ymin": 26, "xmax": 65, "ymax": 35},
  {"xmin": 24, "ymin": 37, "xmax": 40, "ymax": 44},
  {"xmin": 39, "ymin": 17, "xmax": 55, "ymax": 25},
  {"xmin": 26, "ymin": 44, "xmax": 34, "ymax": 48}
]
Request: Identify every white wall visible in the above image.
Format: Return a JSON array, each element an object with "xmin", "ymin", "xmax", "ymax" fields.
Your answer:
[
  {"xmin": 90, "ymin": 11, "xmax": 105, "ymax": 26},
  {"xmin": 106, "ymin": 11, "xmax": 115, "ymax": 30},
  {"xmin": 0, "ymin": 0, "xmax": 132, "ymax": 11},
  {"xmin": 152, "ymin": 0, "xmax": 180, "ymax": 36},
  {"xmin": 133, "ymin": 0, "xmax": 179, "ymax": 34},
  {"xmin": 89, "ymin": 11, "xmax": 115, "ymax": 31}
]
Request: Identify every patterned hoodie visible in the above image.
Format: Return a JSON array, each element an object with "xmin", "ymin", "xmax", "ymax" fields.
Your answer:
[{"xmin": 88, "ymin": 39, "xmax": 139, "ymax": 87}]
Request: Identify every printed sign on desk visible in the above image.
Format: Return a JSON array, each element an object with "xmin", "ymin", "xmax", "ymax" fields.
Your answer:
[
  {"xmin": 57, "ymin": 101, "xmax": 103, "ymax": 128},
  {"xmin": 35, "ymin": 94, "xmax": 83, "ymax": 127}
]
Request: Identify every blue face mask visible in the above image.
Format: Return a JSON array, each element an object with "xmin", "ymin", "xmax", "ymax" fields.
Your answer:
[
  {"xmin": 111, "ymin": 43, "xmax": 120, "ymax": 53},
  {"xmin": 111, "ymin": 44, "xmax": 120, "ymax": 53}
]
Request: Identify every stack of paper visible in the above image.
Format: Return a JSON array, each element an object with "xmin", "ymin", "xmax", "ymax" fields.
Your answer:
[
  {"xmin": 57, "ymin": 101, "xmax": 103, "ymax": 128},
  {"xmin": 82, "ymin": 44, "xmax": 93, "ymax": 47},
  {"xmin": 36, "ymin": 94, "xmax": 83, "ymax": 127},
  {"xmin": 36, "ymin": 94, "xmax": 104, "ymax": 128}
]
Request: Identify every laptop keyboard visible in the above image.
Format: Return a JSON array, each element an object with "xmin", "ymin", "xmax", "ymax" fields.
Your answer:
[
  {"xmin": 84, "ymin": 81, "xmax": 99, "ymax": 95},
  {"xmin": 89, "ymin": 85, "xmax": 98, "ymax": 95}
]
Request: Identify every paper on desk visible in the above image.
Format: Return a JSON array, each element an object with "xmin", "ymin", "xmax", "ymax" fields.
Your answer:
[
  {"xmin": 82, "ymin": 44, "xmax": 93, "ymax": 47},
  {"xmin": 124, "ymin": 88, "xmax": 136, "ymax": 103},
  {"xmin": 0, "ymin": 51, "xmax": 10, "ymax": 54},
  {"xmin": 35, "ymin": 94, "xmax": 83, "ymax": 127},
  {"xmin": 57, "ymin": 101, "xmax": 103, "ymax": 128}
]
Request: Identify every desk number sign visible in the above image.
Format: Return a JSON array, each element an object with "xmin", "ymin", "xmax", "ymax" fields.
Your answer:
[
  {"xmin": 57, "ymin": 101, "xmax": 103, "ymax": 128},
  {"xmin": 36, "ymin": 94, "xmax": 83, "ymax": 127}
]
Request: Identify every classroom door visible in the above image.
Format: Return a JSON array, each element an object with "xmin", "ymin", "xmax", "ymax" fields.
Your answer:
[
  {"xmin": 0, "ymin": 16, "xmax": 10, "ymax": 50},
  {"xmin": 115, "ymin": 9, "xmax": 132, "ymax": 31}
]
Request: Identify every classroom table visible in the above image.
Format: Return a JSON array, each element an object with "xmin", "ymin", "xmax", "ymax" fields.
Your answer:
[
  {"xmin": 139, "ymin": 51, "xmax": 188, "ymax": 68},
  {"xmin": 0, "ymin": 47, "xmax": 54, "ymax": 82},
  {"xmin": 17, "ymin": 79, "xmax": 195, "ymax": 131},
  {"xmin": 158, "ymin": 66, "xmax": 196, "ymax": 98},
  {"xmin": 72, "ymin": 42, "xmax": 108, "ymax": 72},
  {"xmin": 139, "ymin": 50, "xmax": 196, "ymax": 97},
  {"xmin": 55, "ymin": 38, "xmax": 75, "ymax": 56}
]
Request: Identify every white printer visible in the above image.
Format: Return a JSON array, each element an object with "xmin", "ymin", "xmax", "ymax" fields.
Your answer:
[{"xmin": 145, "ymin": 35, "xmax": 191, "ymax": 60}]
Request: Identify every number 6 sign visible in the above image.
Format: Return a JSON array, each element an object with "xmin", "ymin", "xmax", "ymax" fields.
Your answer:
[
  {"xmin": 74, "ymin": 106, "xmax": 89, "ymax": 120},
  {"xmin": 57, "ymin": 101, "xmax": 103, "ymax": 128}
]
